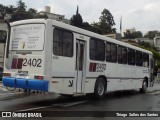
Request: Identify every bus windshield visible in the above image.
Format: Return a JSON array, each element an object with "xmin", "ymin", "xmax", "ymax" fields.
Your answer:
[{"xmin": 10, "ymin": 24, "xmax": 45, "ymax": 51}]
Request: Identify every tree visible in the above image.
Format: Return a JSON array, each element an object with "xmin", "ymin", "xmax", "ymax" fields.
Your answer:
[
  {"xmin": 5, "ymin": 5, "xmax": 17, "ymax": 14},
  {"xmin": 99, "ymin": 8, "xmax": 116, "ymax": 34},
  {"xmin": 27, "ymin": 8, "xmax": 37, "ymax": 18},
  {"xmin": 144, "ymin": 30, "xmax": 160, "ymax": 39},
  {"xmin": 91, "ymin": 22, "xmax": 103, "ymax": 34},
  {"xmin": 70, "ymin": 6, "xmax": 83, "ymax": 28},
  {"xmin": 124, "ymin": 30, "xmax": 142, "ymax": 39},
  {"xmin": 10, "ymin": 0, "xmax": 29, "ymax": 21},
  {"xmin": 16, "ymin": 0, "xmax": 26, "ymax": 12},
  {"xmin": 82, "ymin": 22, "xmax": 92, "ymax": 31},
  {"xmin": 0, "ymin": 4, "xmax": 6, "ymax": 18}
]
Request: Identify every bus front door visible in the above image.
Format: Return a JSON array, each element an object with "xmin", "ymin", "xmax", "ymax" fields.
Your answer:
[{"xmin": 75, "ymin": 40, "xmax": 86, "ymax": 93}]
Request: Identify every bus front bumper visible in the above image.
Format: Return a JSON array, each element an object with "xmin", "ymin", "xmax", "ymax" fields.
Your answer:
[{"xmin": 2, "ymin": 77, "xmax": 49, "ymax": 91}]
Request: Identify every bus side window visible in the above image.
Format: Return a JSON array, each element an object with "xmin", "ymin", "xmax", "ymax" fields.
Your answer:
[
  {"xmin": 106, "ymin": 43, "xmax": 111, "ymax": 62},
  {"xmin": 118, "ymin": 46, "xmax": 127, "ymax": 64},
  {"xmin": 128, "ymin": 48, "xmax": 135, "ymax": 65},
  {"xmin": 53, "ymin": 29, "xmax": 73, "ymax": 57},
  {"xmin": 63, "ymin": 32, "xmax": 73, "ymax": 57},
  {"xmin": 136, "ymin": 51, "xmax": 143, "ymax": 66},
  {"xmin": 143, "ymin": 53, "xmax": 149, "ymax": 67},
  {"xmin": 106, "ymin": 43, "xmax": 117, "ymax": 63},
  {"xmin": 111, "ymin": 44, "xmax": 117, "ymax": 62},
  {"xmin": 90, "ymin": 38, "xmax": 105, "ymax": 61}
]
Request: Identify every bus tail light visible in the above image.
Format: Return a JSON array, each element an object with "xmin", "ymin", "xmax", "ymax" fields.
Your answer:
[
  {"xmin": 3, "ymin": 73, "xmax": 11, "ymax": 77},
  {"xmin": 34, "ymin": 76, "xmax": 44, "ymax": 80}
]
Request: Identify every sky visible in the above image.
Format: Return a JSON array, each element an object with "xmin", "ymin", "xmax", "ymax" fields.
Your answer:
[{"xmin": 1, "ymin": 0, "xmax": 160, "ymax": 35}]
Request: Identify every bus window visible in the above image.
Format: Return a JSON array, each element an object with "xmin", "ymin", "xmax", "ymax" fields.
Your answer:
[
  {"xmin": 79, "ymin": 44, "xmax": 84, "ymax": 70},
  {"xmin": 10, "ymin": 24, "xmax": 45, "ymax": 51},
  {"xmin": 90, "ymin": 38, "xmax": 105, "ymax": 61},
  {"xmin": 53, "ymin": 29, "xmax": 73, "ymax": 57},
  {"xmin": 111, "ymin": 44, "xmax": 117, "ymax": 62},
  {"xmin": 106, "ymin": 42, "xmax": 117, "ymax": 63},
  {"xmin": 118, "ymin": 46, "xmax": 127, "ymax": 64},
  {"xmin": 136, "ymin": 51, "xmax": 143, "ymax": 66},
  {"xmin": 128, "ymin": 48, "xmax": 135, "ymax": 65},
  {"xmin": 143, "ymin": 53, "xmax": 149, "ymax": 67},
  {"xmin": 106, "ymin": 43, "xmax": 111, "ymax": 62}
]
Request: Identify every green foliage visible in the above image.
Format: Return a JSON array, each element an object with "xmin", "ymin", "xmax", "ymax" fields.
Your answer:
[
  {"xmin": 70, "ymin": 14, "xmax": 83, "ymax": 28},
  {"xmin": 27, "ymin": 8, "xmax": 37, "ymax": 18},
  {"xmin": 144, "ymin": 30, "xmax": 160, "ymax": 39},
  {"xmin": 34, "ymin": 13, "xmax": 48, "ymax": 19},
  {"xmin": 0, "ymin": 0, "xmax": 48, "ymax": 22},
  {"xmin": 71, "ymin": 8, "xmax": 116, "ymax": 34},
  {"xmin": 5, "ymin": 5, "xmax": 17, "ymax": 14},
  {"xmin": 139, "ymin": 41, "xmax": 157, "ymax": 51},
  {"xmin": 16, "ymin": 0, "xmax": 26, "ymax": 12},
  {"xmin": 99, "ymin": 8, "xmax": 116, "ymax": 34},
  {"xmin": 70, "ymin": 6, "xmax": 83, "ymax": 28},
  {"xmin": 124, "ymin": 30, "xmax": 142, "ymax": 39}
]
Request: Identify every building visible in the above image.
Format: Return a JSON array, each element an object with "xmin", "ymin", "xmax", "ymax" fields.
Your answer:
[
  {"xmin": 154, "ymin": 35, "xmax": 160, "ymax": 52},
  {"xmin": 39, "ymin": 6, "xmax": 70, "ymax": 24},
  {"xmin": 136, "ymin": 38, "xmax": 154, "ymax": 45},
  {"xmin": 125, "ymin": 27, "xmax": 136, "ymax": 33},
  {"xmin": 104, "ymin": 33, "xmax": 121, "ymax": 41},
  {"xmin": 121, "ymin": 38, "xmax": 154, "ymax": 47}
]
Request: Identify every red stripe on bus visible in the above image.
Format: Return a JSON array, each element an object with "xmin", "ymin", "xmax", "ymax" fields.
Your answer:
[
  {"xmin": 11, "ymin": 58, "xmax": 18, "ymax": 69},
  {"xmin": 89, "ymin": 62, "xmax": 93, "ymax": 72},
  {"xmin": 93, "ymin": 63, "xmax": 96, "ymax": 72},
  {"xmin": 17, "ymin": 58, "xmax": 23, "ymax": 69},
  {"xmin": 89, "ymin": 62, "xmax": 97, "ymax": 72}
]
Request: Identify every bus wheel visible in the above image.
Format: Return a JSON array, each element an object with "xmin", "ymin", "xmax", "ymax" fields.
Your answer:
[
  {"xmin": 140, "ymin": 80, "xmax": 147, "ymax": 93},
  {"xmin": 94, "ymin": 78, "xmax": 106, "ymax": 99}
]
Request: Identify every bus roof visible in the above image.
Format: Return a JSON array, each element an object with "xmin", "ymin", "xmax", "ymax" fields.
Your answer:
[{"xmin": 11, "ymin": 19, "xmax": 152, "ymax": 55}]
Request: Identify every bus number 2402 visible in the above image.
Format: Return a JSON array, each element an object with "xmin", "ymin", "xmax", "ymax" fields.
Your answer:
[{"xmin": 23, "ymin": 58, "xmax": 42, "ymax": 67}]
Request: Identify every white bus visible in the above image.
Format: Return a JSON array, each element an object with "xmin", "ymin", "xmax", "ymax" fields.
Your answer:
[{"xmin": 2, "ymin": 19, "xmax": 154, "ymax": 98}]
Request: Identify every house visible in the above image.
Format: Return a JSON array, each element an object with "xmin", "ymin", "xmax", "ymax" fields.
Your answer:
[{"xmin": 39, "ymin": 6, "xmax": 70, "ymax": 24}]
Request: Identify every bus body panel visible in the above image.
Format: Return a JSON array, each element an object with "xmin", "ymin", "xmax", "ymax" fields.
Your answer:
[
  {"xmin": 2, "ymin": 19, "xmax": 153, "ymax": 95},
  {"xmin": 3, "ymin": 20, "xmax": 51, "ymax": 91}
]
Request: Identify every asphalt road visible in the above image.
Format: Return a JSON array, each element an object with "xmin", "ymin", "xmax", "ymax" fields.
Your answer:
[{"xmin": 0, "ymin": 83, "xmax": 160, "ymax": 120}]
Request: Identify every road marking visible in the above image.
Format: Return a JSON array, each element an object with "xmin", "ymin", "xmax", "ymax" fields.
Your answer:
[
  {"xmin": 16, "ymin": 106, "xmax": 52, "ymax": 112},
  {"xmin": 52, "ymin": 100, "xmax": 88, "ymax": 107},
  {"xmin": 16, "ymin": 100, "xmax": 88, "ymax": 112}
]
